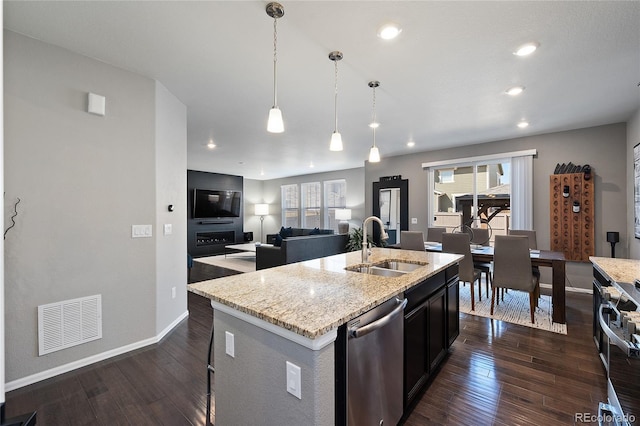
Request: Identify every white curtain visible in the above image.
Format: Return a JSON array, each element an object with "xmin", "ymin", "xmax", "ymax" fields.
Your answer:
[{"xmin": 510, "ymin": 154, "xmax": 533, "ymax": 229}]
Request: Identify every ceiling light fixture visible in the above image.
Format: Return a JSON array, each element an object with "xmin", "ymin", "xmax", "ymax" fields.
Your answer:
[
  {"xmin": 378, "ymin": 23, "xmax": 402, "ymax": 40},
  {"xmin": 207, "ymin": 139, "xmax": 216, "ymax": 149},
  {"xmin": 329, "ymin": 51, "xmax": 344, "ymax": 151},
  {"xmin": 407, "ymin": 140, "xmax": 415, "ymax": 148},
  {"xmin": 517, "ymin": 121, "xmax": 529, "ymax": 129},
  {"xmin": 368, "ymin": 80, "xmax": 381, "ymax": 163},
  {"xmin": 506, "ymin": 86, "xmax": 525, "ymax": 96},
  {"xmin": 266, "ymin": 2, "xmax": 285, "ymax": 133},
  {"xmin": 514, "ymin": 42, "xmax": 539, "ymax": 56}
]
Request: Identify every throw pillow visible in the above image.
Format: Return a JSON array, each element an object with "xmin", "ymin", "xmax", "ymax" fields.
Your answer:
[
  {"xmin": 309, "ymin": 227, "xmax": 321, "ymax": 235},
  {"xmin": 279, "ymin": 226, "xmax": 293, "ymax": 238},
  {"xmin": 274, "ymin": 234, "xmax": 283, "ymax": 247}
]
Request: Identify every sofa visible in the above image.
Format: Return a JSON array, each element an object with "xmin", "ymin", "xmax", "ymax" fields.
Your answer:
[{"xmin": 257, "ymin": 228, "xmax": 349, "ymax": 270}]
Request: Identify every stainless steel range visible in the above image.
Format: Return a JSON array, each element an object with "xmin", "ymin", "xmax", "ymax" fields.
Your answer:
[{"xmin": 597, "ymin": 277, "xmax": 640, "ymax": 425}]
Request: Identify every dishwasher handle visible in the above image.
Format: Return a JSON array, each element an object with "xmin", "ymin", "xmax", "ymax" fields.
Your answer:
[
  {"xmin": 349, "ymin": 298, "xmax": 407, "ymax": 339},
  {"xmin": 598, "ymin": 303, "xmax": 640, "ymax": 359}
]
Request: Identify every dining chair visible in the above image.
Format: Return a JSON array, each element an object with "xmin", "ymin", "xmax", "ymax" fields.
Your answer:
[
  {"xmin": 442, "ymin": 232, "xmax": 482, "ymax": 311},
  {"xmin": 508, "ymin": 229, "xmax": 541, "ymax": 279},
  {"xmin": 470, "ymin": 227, "xmax": 491, "ymax": 296},
  {"xmin": 426, "ymin": 226, "xmax": 446, "ymax": 243},
  {"xmin": 400, "ymin": 231, "xmax": 425, "ymax": 251},
  {"xmin": 491, "ymin": 235, "xmax": 540, "ymax": 323}
]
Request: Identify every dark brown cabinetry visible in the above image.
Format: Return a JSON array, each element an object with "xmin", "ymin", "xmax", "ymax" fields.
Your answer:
[{"xmin": 403, "ymin": 265, "xmax": 459, "ymax": 409}]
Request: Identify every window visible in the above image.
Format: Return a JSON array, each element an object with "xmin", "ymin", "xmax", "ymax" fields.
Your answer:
[
  {"xmin": 423, "ymin": 149, "xmax": 536, "ymax": 243},
  {"xmin": 439, "ymin": 169, "xmax": 454, "ymax": 183},
  {"xmin": 324, "ymin": 179, "xmax": 347, "ymax": 232},
  {"xmin": 281, "ymin": 184, "xmax": 299, "ymax": 227},
  {"xmin": 301, "ymin": 182, "xmax": 321, "ymax": 228}
]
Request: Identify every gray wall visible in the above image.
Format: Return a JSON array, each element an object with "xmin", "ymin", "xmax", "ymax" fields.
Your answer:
[
  {"xmin": 4, "ymin": 31, "xmax": 187, "ymax": 383},
  {"xmin": 628, "ymin": 108, "xmax": 640, "ymax": 259},
  {"xmin": 365, "ymin": 123, "xmax": 628, "ymax": 289},
  {"xmin": 154, "ymin": 82, "xmax": 188, "ymax": 334},
  {"xmin": 214, "ymin": 310, "xmax": 335, "ymax": 426},
  {"xmin": 244, "ymin": 167, "xmax": 365, "ymax": 238}
]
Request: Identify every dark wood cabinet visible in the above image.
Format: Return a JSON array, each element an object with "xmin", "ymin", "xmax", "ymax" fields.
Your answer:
[{"xmin": 403, "ymin": 265, "xmax": 459, "ymax": 409}]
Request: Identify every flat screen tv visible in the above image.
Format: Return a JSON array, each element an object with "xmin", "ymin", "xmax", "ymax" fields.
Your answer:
[{"xmin": 192, "ymin": 189, "xmax": 242, "ymax": 218}]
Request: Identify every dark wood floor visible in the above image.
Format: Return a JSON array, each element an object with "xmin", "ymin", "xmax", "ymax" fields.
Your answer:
[{"xmin": 6, "ymin": 263, "xmax": 606, "ymax": 425}]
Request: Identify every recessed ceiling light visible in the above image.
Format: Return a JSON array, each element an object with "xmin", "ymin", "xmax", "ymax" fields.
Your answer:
[
  {"xmin": 514, "ymin": 42, "xmax": 539, "ymax": 56},
  {"xmin": 506, "ymin": 86, "xmax": 525, "ymax": 96},
  {"xmin": 517, "ymin": 121, "xmax": 529, "ymax": 129},
  {"xmin": 369, "ymin": 121, "xmax": 380, "ymax": 129},
  {"xmin": 407, "ymin": 141, "xmax": 415, "ymax": 148},
  {"xmin": 207, "ymin": 139, "xmax": 216, "ymax": 149},
  {"xmin": 309, "ymin": 162, "xmax": 315, "ymax": 168},
  {"xmin": 378, "ymin": 23, "xmax": 402, "ymax": 40}
]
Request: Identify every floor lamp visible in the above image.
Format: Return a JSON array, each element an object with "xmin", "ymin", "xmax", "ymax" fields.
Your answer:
[{"xmin": 255, "ymin": 204, "xmax": 269, "ymax": 243}]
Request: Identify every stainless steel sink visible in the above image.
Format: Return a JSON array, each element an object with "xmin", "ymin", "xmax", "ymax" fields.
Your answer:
[
  {"xmin": 345, "ymin": 260, "xmax": 427, "ymax": 277},
  {"xmin": 375, "ymin": 260, "xmax": 427, "ymax": 272}
]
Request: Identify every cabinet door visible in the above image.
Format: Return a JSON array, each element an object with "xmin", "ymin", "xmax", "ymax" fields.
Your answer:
[
  {"xmin": 447, "ymin": 279, "xmax": 460, "ymax": 347},
  {"xmin": 428, "ymin": 287, "xmax": 447, "ymax": 371},
  {"xmin": 404, "ymin": 302, "xmax": 428, "ymax": 407}
]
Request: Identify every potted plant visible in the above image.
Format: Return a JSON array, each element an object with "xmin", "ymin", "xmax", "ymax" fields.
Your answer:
[{"xmin": 346, "ymin": 227, "xmax": 376, "ymax": 252}]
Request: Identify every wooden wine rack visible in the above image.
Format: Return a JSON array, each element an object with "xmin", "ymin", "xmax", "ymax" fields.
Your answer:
[{"xmin": 550, "ymin": 173, "xmax": 594, "ymax": 261}]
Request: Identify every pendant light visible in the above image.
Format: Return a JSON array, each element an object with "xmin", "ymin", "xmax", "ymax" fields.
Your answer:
[
  {"xmin": 329, "ymin": 51, "xmax": 344, "ymax": 151},
  {"xmin": 266, "ymin": 2, "xmax": 285, "ymax": 133},
  {"xmin": 368, "ymin": 81, "xmax": 381, "ymax": 163}
]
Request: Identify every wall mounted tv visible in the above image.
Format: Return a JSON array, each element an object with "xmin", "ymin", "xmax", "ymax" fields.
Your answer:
[{"xmin": 192, "ymin": 189, "xmax": 242, "ymax": 218}]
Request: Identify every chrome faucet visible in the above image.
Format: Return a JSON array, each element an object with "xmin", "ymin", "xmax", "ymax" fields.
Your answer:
[{"xmin": 362, "ymin": 216, "xmax": 389, "ymax": 263}]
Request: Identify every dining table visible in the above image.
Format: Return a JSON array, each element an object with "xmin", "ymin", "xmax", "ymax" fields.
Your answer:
[{"xmin": 424, "ymin": 242, "xmax": 567, "ymax": 324}]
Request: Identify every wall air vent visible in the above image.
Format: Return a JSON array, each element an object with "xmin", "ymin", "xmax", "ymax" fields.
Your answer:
[{"xmin": 38, "ymin": 294, "xmax": 102, "ymax": 356}]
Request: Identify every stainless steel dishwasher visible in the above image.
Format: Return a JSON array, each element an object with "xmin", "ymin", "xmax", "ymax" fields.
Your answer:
[{"xmin": 346, "ymin": 296, "xmax": 407, "ymax": 426}]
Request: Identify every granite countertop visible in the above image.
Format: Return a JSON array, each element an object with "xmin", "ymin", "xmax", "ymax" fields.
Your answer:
[
  {"xmin": 590, "ymin": 256, "xmax": 640, "ymax": 306},
  {"xmin": 189, "ymin": 248, "xmax": 462, "ymax": 340}
]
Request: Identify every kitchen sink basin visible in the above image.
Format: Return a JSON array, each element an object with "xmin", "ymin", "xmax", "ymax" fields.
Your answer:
[{"xmin": 345, "ymin": 260, "xmax": 427, "ymax": 277}]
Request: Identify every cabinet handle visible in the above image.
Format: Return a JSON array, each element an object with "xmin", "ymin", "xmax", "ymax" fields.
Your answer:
[{"xmin": 349, "ymin": 298, "xmax": 407, "ymax": 339}]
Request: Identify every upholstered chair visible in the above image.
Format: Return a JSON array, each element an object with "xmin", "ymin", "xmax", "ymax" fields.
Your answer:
[
  {"xmin": 400, "ymin": 231, "xmax": 425, "ymax": 251},
  {"xmin": 426, "ymin": 227, "xmax": 446, "ymax": 243},
  {"xmin": 442, "ymin": 232, "xmax": 482, "ymax": 311},
  {"xmin": 470, "ymin": 227, "xmax": 491, "ymax": 297},
  {"xmin": 491, "ymin": 235, "xmax": 540, "ymax": 323}
]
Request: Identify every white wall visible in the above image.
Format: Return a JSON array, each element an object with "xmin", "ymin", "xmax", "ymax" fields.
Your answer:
[
  {"xmin": 4, "ymin": 31, "xmax": 187, "ymax": 385},
  {"xmin": 628, "ymin": 107, "xmax": 640, "ymax": 259},
  {"xmin": 154, "ymin": 81, "xmax": 188, "ymax": 334}
]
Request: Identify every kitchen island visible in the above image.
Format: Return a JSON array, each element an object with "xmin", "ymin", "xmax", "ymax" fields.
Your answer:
[{"xmin": 189, "ymin": 248, "xmax": 462, "ymax": 425}]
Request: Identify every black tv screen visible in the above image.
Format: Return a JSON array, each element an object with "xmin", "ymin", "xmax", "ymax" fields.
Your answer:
[{"xmin": 193, "ymin": 189, "xmax": 242, "ymax": 218}]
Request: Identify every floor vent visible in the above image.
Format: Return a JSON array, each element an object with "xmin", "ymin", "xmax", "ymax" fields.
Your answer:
[{"xmin": 38, "ymin": 294, "xmax": 102, "ymax": 356}]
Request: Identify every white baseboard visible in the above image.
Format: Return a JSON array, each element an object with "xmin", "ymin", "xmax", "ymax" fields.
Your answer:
[{"xmin": 5, "ymin": 309, "xmax": 190, "ymax": 392}]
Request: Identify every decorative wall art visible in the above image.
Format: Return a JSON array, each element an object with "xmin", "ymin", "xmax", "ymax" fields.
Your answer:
[{"xmin": 634, "ymin": 143, "xmax": 640, "ymax": 239}]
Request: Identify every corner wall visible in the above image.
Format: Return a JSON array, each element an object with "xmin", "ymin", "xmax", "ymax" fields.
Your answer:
[{"xmin": 4, "ymin": 31, "xmax": 187, "ymax": 384}]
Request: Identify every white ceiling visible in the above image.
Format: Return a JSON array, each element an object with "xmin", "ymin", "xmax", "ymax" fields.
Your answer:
[{"xmin": 4, "ymin": 1, "xmax": 640, "ymax": 180}]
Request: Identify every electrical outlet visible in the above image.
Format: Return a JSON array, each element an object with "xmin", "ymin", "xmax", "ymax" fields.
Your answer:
[
  {"xmin": 164, "ymin": 224, "xmax": 172, "ymax": 235},
  {"xmin": 411, "ymin": 217, "xmax": 418, "ymax": 224},
  {"xmin": 225, "ymin": 331, "xmax": 235, "ymax": 358},
  {"xmin": 286, "ymin": 361, "xmax": 301, "ymax": 399}
]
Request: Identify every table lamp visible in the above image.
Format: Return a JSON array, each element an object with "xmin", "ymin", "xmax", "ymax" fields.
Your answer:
[
  {"xmin": 335, "ymin": 208, "xmax": 352, "ymax": 234},
  {"xmin": 255, "ymin": 204, "xmax": 269, "ymax": 243},
  {"xmin": 606, "ymin": 231, "xmax": 619, "ymax": 258}
]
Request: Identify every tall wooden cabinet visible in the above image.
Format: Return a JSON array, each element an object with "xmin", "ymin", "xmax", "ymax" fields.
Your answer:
[{"xmin": 549, "ymin": 172, "xmax": 594, "ymax": 261}]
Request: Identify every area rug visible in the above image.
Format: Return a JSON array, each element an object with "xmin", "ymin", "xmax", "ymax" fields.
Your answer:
[
  {"xmin": 195, "ymin": 254, "xmax": 256, "ymax": 273},
  {"xmin": 459, "ymin": 281, "xmax": 567, "ymax": 334}
]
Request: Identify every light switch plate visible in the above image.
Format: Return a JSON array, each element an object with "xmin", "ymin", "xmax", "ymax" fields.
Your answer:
[
  {"xmin": 132, "ymin": 224, "xmax": 152, "ymax": 238},
  {"xmin": 286, "ymin": 361, "xmax": 301, "ymax": 399},
  {"xmin": 411, "ymin": 217, "xmax": 418, "ymax": 224}
]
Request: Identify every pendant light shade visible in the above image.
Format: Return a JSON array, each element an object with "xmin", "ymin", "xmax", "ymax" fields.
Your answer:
[
  {"xmin": 329, "ymin": 51, "xmax": 344, "ymax": 151},
  {"xmin": 368, "ymin": 80, "xmax": 381, "ymax": 163},
  {"xmin": 266, "ymin": 2, "xmax": 285, "ymax": 133},
  {"xmin": 267, "ymin": 107, "xmax": 284, "ymax": 133},
  {"xmin": 330, "ymin": 131, "xmax": 343, "ymax": 151}
]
